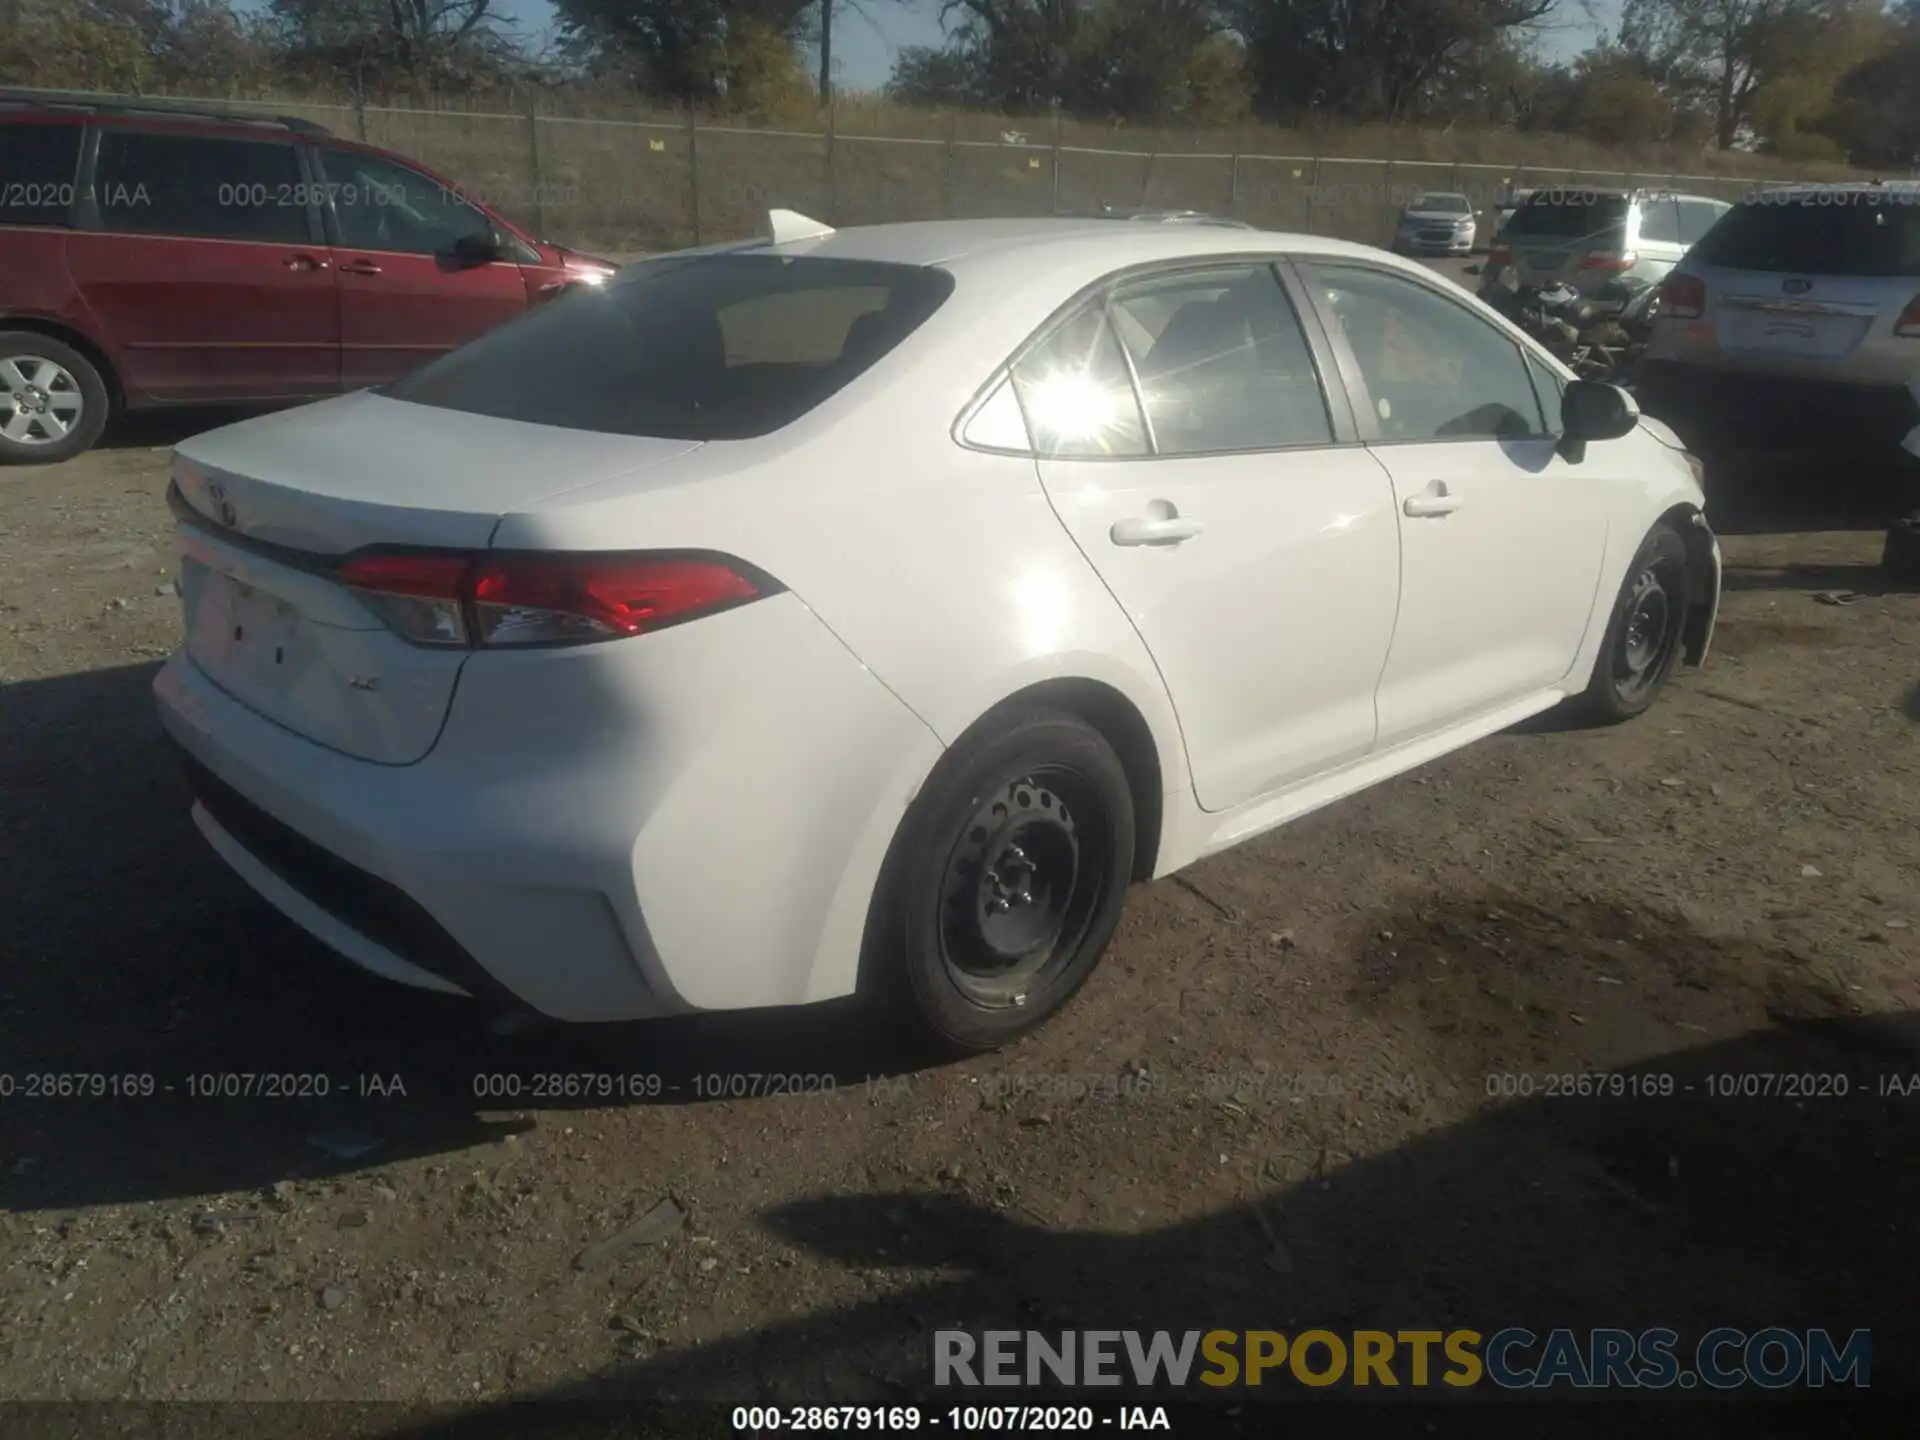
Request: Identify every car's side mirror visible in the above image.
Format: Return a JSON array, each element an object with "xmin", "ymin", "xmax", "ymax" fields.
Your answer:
[
  {"xmin": 441, "ymin": 229, "xmax": 505, "ymax": 270},
  {"xmin": 1558, "ymin": 379, "xmax": 1638, "ymax": 462}
]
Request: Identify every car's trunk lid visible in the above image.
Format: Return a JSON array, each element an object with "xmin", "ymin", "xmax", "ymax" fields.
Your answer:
[{"xmin": 169, "ymin": 392, "xmax": 703, "ymax": 764}]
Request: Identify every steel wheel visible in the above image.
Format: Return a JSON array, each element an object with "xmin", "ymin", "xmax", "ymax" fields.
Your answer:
[
  {"xmin": 2, "ymin": 355, "xmax": 85, "ymax": 448},
  {"xmin": 936, "ymin": 766, "xmax": 1113, "ymax": 1009},
  {"xmin": 1612, "ymin": 557, "xmax": 1684, "ymax": 703}
]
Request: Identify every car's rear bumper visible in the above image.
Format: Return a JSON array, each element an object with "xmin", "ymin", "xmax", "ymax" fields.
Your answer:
[
  {"xmin": 1635, "ymin": 362, "xmax": 1920, "ymax": 454},
  {"xmin": 153, "ymin": 593, "xmax": 943, "ymax": 1022}
]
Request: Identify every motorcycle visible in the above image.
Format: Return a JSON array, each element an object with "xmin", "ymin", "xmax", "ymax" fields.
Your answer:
[{"xmin": 1485, "ymin": 278, "xmax": 1660, "ymax": 388}]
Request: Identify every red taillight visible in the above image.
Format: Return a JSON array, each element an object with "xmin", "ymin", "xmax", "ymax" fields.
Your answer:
[
  {"xmin": 1659, "ymin": 273, "xmax": 1707, "ymax": 320},
  {"xmin": 1489, "ymin": 245, "xmax": 1512, "ymax": 266},
  {"xmin": 336, "ymin": 550, "xmax": 771, "ymax": 649},
  {"xmin": 471, "ymin": 554, "xmax": 763, "ymax": 646},
  {"xmin": 1896, "ymin": 293, "xmax": 1920, "ymax": 337},
  {"xmin": 1578, "ymin": 251, "xmax": 1637, "ymax": 271},
  {"xmin": 336, "ymin": 551, "xmax": 470, "ymax": 598}
]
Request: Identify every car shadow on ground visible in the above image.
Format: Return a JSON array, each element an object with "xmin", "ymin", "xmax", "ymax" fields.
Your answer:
[
  {"xmin": 381, "ymin": 1009, "xmax": 1920, "ymax": 1424},
  {"xmin": 1704, "ymin": 450, "xmax": 1915, "ymax": 539},
  {"xmin": 0, "ymin": 662, "xmax": 947, "ymax": 1211}
]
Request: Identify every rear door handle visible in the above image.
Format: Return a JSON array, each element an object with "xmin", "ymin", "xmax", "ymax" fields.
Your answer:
[
  {"xmin": 283, "ymin": 253, "xmax": 329, "ymax": 271},
  {"xmin": 1111, "ymin": 513, "xmax": 1205, "ymax": 546},
  {"xmin": 337, "ymin": 259, "xmax": 383, "ymax": 276},
  {"xmin": 1403, "ymin": 484, "xmax": 1463, "ymax": 518}
]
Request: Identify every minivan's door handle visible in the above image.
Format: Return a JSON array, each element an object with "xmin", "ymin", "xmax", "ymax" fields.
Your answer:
[
  {"xmin": 337, "ymin": 259, "xmax": 383, "ymax": 276},
  {"xmin": 1111, "ymin": 512, "xmax": 1205, "ymax": 547},
  {"xmin": 1403, "ymin": 483, "xmax": 1464, "ymax": 518},
  {"xmin": 284, "ymin": 253, "xmax": 329, "ymax": 271}
]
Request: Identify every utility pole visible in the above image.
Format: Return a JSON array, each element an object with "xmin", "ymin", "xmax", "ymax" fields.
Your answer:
[{"xmin": 819, "ymin": 0, "xmax": 833, "ymax": 104}]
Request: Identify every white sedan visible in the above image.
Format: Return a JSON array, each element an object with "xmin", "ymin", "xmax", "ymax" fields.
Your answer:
[{"xmin": 154, "ymin": 212, "xmax": 1722, "ymax": 1052}]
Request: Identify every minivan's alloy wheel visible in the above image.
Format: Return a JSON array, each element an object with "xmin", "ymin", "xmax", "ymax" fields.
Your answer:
[
  {"xmin": 0, "ymin": 333, "xmax": 110, "ymax": 465},
  {"xmin": 865, "ymin": 707, "xmax": 1135, "ymax": 1053},
  {"xmin": 1574, "ymin": 522, "xmax": 1692, "ymax": 724}
]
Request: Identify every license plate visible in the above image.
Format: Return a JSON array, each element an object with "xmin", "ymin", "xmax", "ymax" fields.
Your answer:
[
  {"xmin": 1726, "ymin": 311, "xmax": 1858, "ymax": 358},
  {"xmin": 185, "ymin": 561, "xmax": 303, "ymax": 685}
]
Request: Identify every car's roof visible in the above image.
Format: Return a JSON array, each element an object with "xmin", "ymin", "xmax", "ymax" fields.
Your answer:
[{"xmin": 734, "ymin": 216, "xmax": 1387, "ymax": 272}]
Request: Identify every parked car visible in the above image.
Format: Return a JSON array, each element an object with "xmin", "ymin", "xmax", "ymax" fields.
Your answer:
[
  {"xmin": 154, "ymin": 213, "xmax": 1722, "ymax": 1052},
  {"xmin": 1636, "ymin": 182, "xmax": 1920, "ymax": 459},
  {"xmin": 1479, "ymin": 188, "xmax": 1731, "ymax": 306},
  {"xmin": 1392, "ymin": 192, "xmax": 1477, "ymax": 256},
  {"xmin": 0, "ymin": 90, "xmax": 619, "ymax": 464}
]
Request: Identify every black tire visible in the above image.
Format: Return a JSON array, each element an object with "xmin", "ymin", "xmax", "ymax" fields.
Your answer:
[
  {"xmin": 0, "ymin": 331, "xmax": 110, "ymax": 464},
  {"xmin": 862, "ymin": 707, "xmax": 1135, "ymax": 1054},
  {"xmin": 1571, "ymin": 523, "xmax": 1692, "ymax": 725}
]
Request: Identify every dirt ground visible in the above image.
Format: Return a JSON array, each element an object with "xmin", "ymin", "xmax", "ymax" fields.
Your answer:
[{"xmin": 4, "ymin": 379, "xmax": 1920, "ymax": 1410}]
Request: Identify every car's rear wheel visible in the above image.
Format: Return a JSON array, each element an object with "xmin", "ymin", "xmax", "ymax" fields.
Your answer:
[
  {"xmin": 864, "ymin": 706, "xmax": 1134, "ymax": 1054},
  {"xmin": 0, "ymin": 332, "xmax": 109, "ymax": 465},
  {"xmin": 1572, "ymin": 523, "xmax": 1692, "ymax": 725}
]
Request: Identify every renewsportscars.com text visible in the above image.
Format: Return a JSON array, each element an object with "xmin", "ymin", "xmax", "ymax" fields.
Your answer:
[{"xmin": 934, "ymin": 1328, "xmax": 1871, "ymax": 1390}]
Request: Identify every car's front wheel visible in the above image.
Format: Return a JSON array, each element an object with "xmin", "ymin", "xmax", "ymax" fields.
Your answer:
[
  {"xmin": 864, "ymin": 706, "xmax": 1135, "ymax": 1054},
  {"xmin": 0, "ymin": 332, "xmax": 110, "ymax": 465},
  {"xmin": 1572, "ymin": 522, "xmax": 1692, "ymax": 724}
]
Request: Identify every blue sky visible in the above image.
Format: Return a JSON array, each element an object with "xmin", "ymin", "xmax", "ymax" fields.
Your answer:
[{"xmin": 247, "ymin": 0, "xmax": 1622, "ymax": 92}]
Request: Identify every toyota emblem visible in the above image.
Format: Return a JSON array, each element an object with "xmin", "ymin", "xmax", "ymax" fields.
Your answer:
[
  {"xmin": 1783, "ymin": 277, "xmax": 1813, "ymax": 295},
  {"xmin": 205, "ymin": 481, "xmax": 238, "ymax": 529}
]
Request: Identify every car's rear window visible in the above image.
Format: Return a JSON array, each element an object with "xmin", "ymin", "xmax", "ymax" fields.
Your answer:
[
  {"xmin": 0, "ymin": 118, "xmax": 84, "ymax": 226},
  {"xmin": 383, "ymin": 254, "xmax": 956, "ymax": 440},
  {"xmin": 1506, "ymin": 193, "xmax": 1630, "ymax": 241},
  {"xmin": 1689, "ymin": 195, "xmax": 1920, "ymax": 277}
]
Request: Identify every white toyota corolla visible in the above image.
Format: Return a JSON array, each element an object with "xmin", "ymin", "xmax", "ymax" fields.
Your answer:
[{"xmin": 154, "ymin": 212, "xmax": 1722, "ymax": 1052}]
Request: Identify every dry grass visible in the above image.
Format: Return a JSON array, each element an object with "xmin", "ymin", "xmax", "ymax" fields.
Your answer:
[{"xmin": 57, "ymin": 82, "xmax": 1874, "ymax": 253}]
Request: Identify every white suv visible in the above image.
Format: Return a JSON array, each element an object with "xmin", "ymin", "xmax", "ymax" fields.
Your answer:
[
  {"xmin": 1480, "ymin": 188, "xmax": 1731, "ymax": 306},
  {"xmin": 1637, "ymin": 182, "xmax": 1920, "ymax": 457}
]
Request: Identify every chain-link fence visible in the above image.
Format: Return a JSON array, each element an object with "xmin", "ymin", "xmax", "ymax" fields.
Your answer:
[{"xmin": 122, "ymin": 93, "xmax": 1863, "ymax": 257}]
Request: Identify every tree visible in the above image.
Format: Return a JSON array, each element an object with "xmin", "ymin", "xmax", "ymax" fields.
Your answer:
[
  {"xmin": 883, "ymin": 0, "xmax": 1222, "ymax": 120},
  {"xmin": 1820, "ymin": 2, "xmax": 1920, "ymax": 167},
  {"xmin": 1228, "ymin": 0, "xmax": 1559, "ymax": 124},
  {"xmin": 1618, "ymin": 0, "xmax": 1849, "ymax": 150},
  {"xmin": 268, "ymin": 0, "xmax": 523, "ymax": 90},
  {"xmin": 551, "ymin": 0, "xmax": 816, "ymax": 106}
]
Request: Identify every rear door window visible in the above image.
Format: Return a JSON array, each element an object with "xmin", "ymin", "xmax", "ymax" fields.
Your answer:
[
  {"xmin": 1677, "ymin": 199, "xmax": 1726, "ymax": 246},
  {"xmin": 93, "ymin": 129, "xmax": 312, "ymax": 244},
  {"xmin": 384, "ymin": 253, "xmax": 955, "ymax": 439},
  {"xmin": 1637, "ymin": 198, "xmax": 1683, "ymax": 245},
  {"xmin": 1507, "ymin": 193, "xmax": 1631, "ymax": 245},
  {"xmin": 0, "ymin": 118, "xmax": 84, "ymax": 225},
  {"xmin": 1691, "ymin": 196, "xmax": 1920, "ymax": 276},
  {"xmin": 1107, "ymin": 265, "xmax": 1333, "ymax": 453}
]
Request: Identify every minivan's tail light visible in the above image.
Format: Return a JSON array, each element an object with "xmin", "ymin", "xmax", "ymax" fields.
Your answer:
[
  {"xmin": 1579, "ymin": 251, "xmax": 1637, "ymax": 271},
  {"xmin": 1896, "ymin": 294, "xmax": 1920, "ymax": 337},
  {"xmin": 336, "ymin": 550, "xmax": 775, "ymax": 649},
  {"xmin": 1659, "ymin": 273, "xmax": 1707, "ymax": 320},
  {"xmin": 1488, "ymin": 245, "xmax": 1513, "ymax": 266}
]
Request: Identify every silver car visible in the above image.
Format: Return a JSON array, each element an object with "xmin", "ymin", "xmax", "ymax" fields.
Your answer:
[
  {"xmin": 1481, "ymin": 188, "xmax": 1730, "ymax": 304},
  {"xmin": 1637, "ymin": 182, "xmax": 1920, "ymax": 454},
  {"xmin": 1393, "ymin": 192, "xmax": 1476, "ymax": 256}
]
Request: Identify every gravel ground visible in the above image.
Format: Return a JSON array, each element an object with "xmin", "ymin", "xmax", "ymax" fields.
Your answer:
[{"xmin": 4, "ymin": 273, "xmax": 1920, "ymax": 1408}]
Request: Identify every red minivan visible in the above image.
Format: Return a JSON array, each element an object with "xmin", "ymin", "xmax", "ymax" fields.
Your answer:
[{"xmin": 0, "ymin": 92, "xmax": 620, "ymax": 463}]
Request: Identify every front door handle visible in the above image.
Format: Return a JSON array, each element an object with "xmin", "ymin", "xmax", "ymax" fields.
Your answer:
[
  {"xmin": 284, "ymin": 253, "xmax": 329, "ymax": 271},
  {"xmin": 1111, "ymin": 511, "xmax": 1205, "ymax": 547},
  {"xmin": 337, "ymin": 259, "xmax": 384, "ymax": 276},
  {"xmin": 1403, "ymin": 483, "xmax": 1463, "ymax": 518}
]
